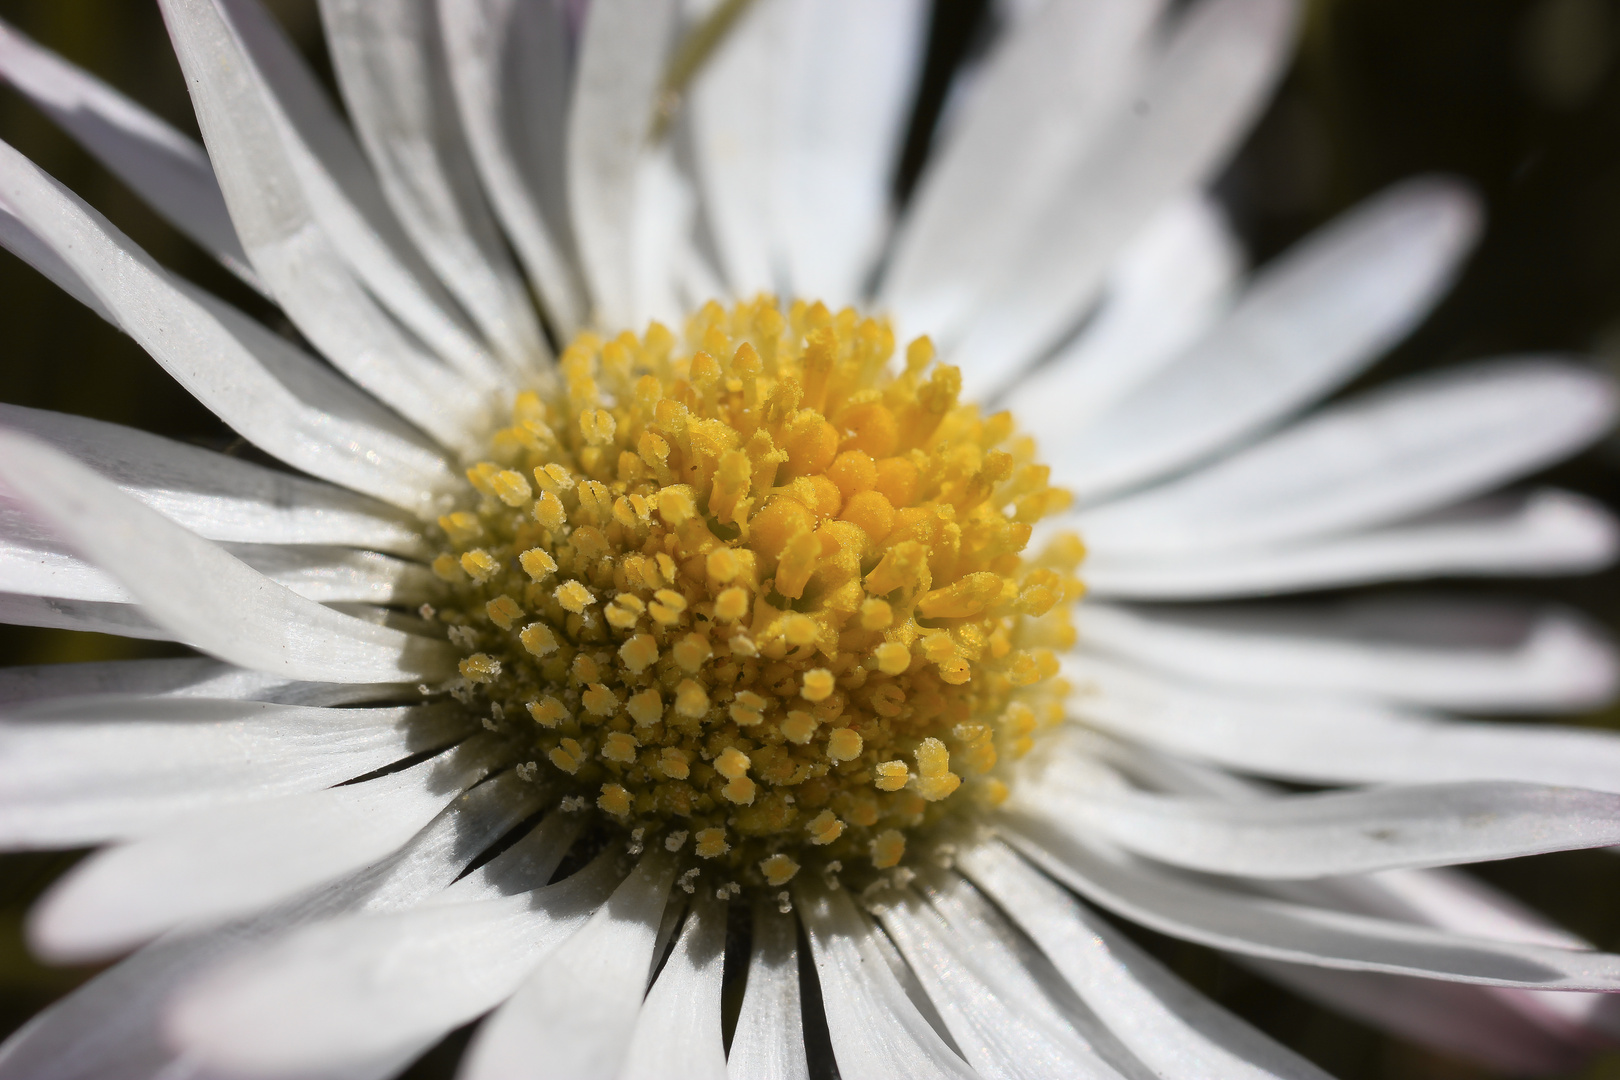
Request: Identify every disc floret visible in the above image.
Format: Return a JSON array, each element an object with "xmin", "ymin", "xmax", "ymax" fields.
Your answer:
[{"xmin": 431, "ymin": 297, "xmax": 1081, "ymax": 886}]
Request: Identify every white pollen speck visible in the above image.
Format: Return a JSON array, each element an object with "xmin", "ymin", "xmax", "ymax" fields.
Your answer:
[
  {"xmin": 418, "ymin": 603, "xmax": 436, "ymax": 621},
  {"xmin": 491, "ymin": 702, "xmax": 505, "ymax": 720},
  {"xmin": 665, "ymin": 830, "xmax": 689, "ymax": 852},
  {"xmin": 417, "ymin": 684, "xmax": 432, "ymax": 696},
  {"xmin": 679, "ymin": 868, "xmax": 700, "ymax": 894},
  {"xmin": 560, "ymin": 796, "xmax": 586, "ymax": 812},
  {"xmin": 777, "ymin": 890, "xmax": 792, "ymax": 914},
  {"xmin": 447, "ymin": 626, "xmax": 478, "ymax": 649},
  {"xmin": 481, "ymin": 717, "xmax": 500, "ymax": 732},
  {"xmin": 515, "ymin": 762, "xmax": 538, "ymax": 782}
]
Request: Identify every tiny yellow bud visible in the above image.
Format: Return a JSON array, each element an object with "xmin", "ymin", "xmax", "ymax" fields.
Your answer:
[
  {"xmin": 759, "ymin": 854, "xmax": 800, "ymax": 886},
  {"xmin": 800, "ymin": 668, "xmax": 835, "ymax": 702},
  {"xmin": 826, "ymin": 727, "xmax": 863, "ymax": 762},
  {"xmin": 694, "ymin": 827, "xmax": 730, "ymax": 858}
]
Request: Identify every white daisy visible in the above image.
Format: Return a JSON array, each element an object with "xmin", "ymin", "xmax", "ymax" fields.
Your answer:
[{"xmin": 0, "ymin": 1, "xmax": 1618, "ymax": 1078}]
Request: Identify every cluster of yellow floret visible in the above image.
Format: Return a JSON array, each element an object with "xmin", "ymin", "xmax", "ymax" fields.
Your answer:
[{"xmin": 430, "ymin": 297, "xmax": 1081, "ymax": 886}]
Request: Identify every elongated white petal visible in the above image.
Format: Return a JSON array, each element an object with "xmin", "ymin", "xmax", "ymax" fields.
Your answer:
[
  {"xmin": 29, "ymin": 737, "xmax": 499, "ymax": 962},
  {"xmin": 0, "ymin": 591, "xmax": 166, "ymax": 641},
  {"xmin": 617, "ymin": 893, "xmax": 727, "ymax": 1080},
  {"xmin": 0, "ymin": 657, "xmax": 396, "ymax": 709},
  {"xmin": 460, "ymin": 849, "xmax": 678, "ymax": 1080},
  {"xmin": 0, "ymin": 769, "xmax": 537, "ymax": 1080},
  {"xmin": 955, "ymin": 838, "xmax": 1346, "ymax": 1080},
  {"xmin": 952, "ymin": 0, "xmax": 1297, "ymax": 392},
  {"xmin": 999, "ymin": 821, "xmax": 1620, "ymax": 990},
  {"xmin": 0, "ymin": 431, "xmax": 454, "ymax": 683},
  {"xmin": 0, "ymin": 697, "xmax": 468, "ymax": 846},
  {"xmin": 1067, "ymin": 654, "xmax": 1620, "ymax": 790},
  {"xmin": 169, "ymin": 848, "xmax": 619, "ymax": 1077},
  {"xmin": 689, "ymin": 0, "xmax": 786, "ymax": 298},
  {"xmin": 1085, "ymin": 488, "xmax": 1620, "ymax": 598},
  {"xmin": 0, "ymin": 139, "xmax": 459, "ymax": 512},
  {"xmin": 728, "ymin": 902, "xmax": 811, "ymax": 1080},
  {"xmin": 1079, "ymin": 359, "xmax": 1617, "ymax": 556},
  {"xmin": 318, "ymin": 0, "xmax": 546, "ymax": 372},
  {"xmin": 1008, "ymin": 779, "xmax": 1620, "ymax": 880},
  {"xmin": 1075, "ymin": 599, "xmax": 1619, "ymax": 712},
  {"xmin": 873, "ymin": 890, "xmax": 1123, "ymax": 1080},
  {"xmin": 0, "ymin": 17, "xmax": 261, "ymax": 289},
  {"xmin": 567, "ymin": 0, "xmax": 679, "ymax": 328},
  {"xmin": 1060, "ymin": 178, "xmax": 1482, "ymax": 502},
  {"xmin": 437, "ymin": 811, "xmax": 584, "ymax": 903},
  {"xmin": 159, "ymin": 0, "xmax": 499, "ymax": 451},
  {"xmin": 198, "ymin": 0, "xmax": 507, "ymax": 387},
  {"xmin": 770, "ymin": 0, "xmax": 927, "ymax": 307},
  {"xmin": 437, "ymin": 0, "xmax": 584, "ymax": 334},
  {"xmin": 0, "ymin": 404, "xmax": 427, "ymax": 555},
  {"xmin": 883, "ymin": 0, "xmax": 1161, "ymax": 334},
  {"xmin": 794, "ymin": 880, "xmax": 977, "ymax": 1080},
  {"xmin": 1005, "ymin": 195, "xmax": 1243, "ymax": 444}
]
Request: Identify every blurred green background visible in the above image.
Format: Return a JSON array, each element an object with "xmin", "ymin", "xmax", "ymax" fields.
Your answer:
[{"xmin": 5, "ymin": 0, "xmax": 1620, "ymax": 1076}]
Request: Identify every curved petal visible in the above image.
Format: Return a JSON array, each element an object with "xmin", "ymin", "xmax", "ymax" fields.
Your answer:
[
  {"xmin": 1066, "ymin": 654, "xmax": 1620, "ymax": 791},
  {"xmin": 794, "ymin": 880, "xmax": 977, "ymax": 1080},
  {"xmin": 770, "ymin": 0, "xmax": 928, "ymax": 307},
  {"xmin": 1084, "ymin": 488, "xmax": 1620, "ymax": 599},
  {"xmin": 998, "ymin": 820, "xmax": 1620, "ymax": 990},
  {"xmin": 1059, "ymin": 178, "xmax": 1482, "ymax": 503},
  {"xmin": 956, "ymin": 840, "xmax": 1330, "ymax": 1080},
  {"xmin": 0, "ymin": 138, "xmax": 459, "ymax": 513},
  {"xmin": 437, "ymin": 0, "xmax": 584, "ymax": 334},
  {"xmin": 0, "ymin": 430, "xmax": 456, "ymax": 683},
  {"xmin": 952, "ymin": 0, "xmax": 1298, "ymax": 394},
  {"xmin": 0, "ymin": 697, "xmax": 469, "ymax": 846},
  {"xmin": 158, "ymin": 0, "xmax": 500, "ymax": 451},
  {"xmin": 1008, "ymin": 779, "xmax": 1620, "ymax": 879},
  {"xmin": 0, "ymin": 770, "xmax": 538, "ymax": 1080},
  {"xmin": 727, "ymin": 902, "xmax": 811, "ymax": 1080},
  {"xmin": 566, "ymin": 0, "xmax": 680, "ymax": 329},
  {"xmin": 1074, "ymin": 598, "xmax": 1619, "ymax": 713},
  {"xmin": 318, "ymin": 0, "xmax": 547, "ymax": 372},
  {"xmin": 882, "ymin": 0, "xmax": 1162, "ymax": 336},
  {"xmin": 1078, "ymin": 359, "xmax": 1617, "ymax": 556},
  {"xmin": 1006, "ymin": 195, "xmax": 1243, "ymax": 445},
  {"xmin": 28, "ymin": 736, "xmax": 500, "ymax": 963},
  {"xmin": 167, "ymin": 845, "xmax": 618, "ymax": 1078},
  {"xmin": 0, "ymin": 404, "xmax": 428, "ymax": 555},
  {"xmin": 872, "ymin": 889, "xmax": 1124, "ymax": 1079},
  {"xmin": 0, "ymin": 16, "xmax": 261, "ymax": 290},
  {"xmin": 459, "ymin": 849, "xmax": 678, "ymax": 1080},
  {"xmin": 617, "ymin": 892, "xmax": 728, "ymax": 1080}
]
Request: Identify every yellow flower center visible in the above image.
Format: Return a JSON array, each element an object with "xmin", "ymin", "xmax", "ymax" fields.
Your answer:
[{"xmin": 431, "ymin": 297, "xmax": 1082, "ymax": 889}]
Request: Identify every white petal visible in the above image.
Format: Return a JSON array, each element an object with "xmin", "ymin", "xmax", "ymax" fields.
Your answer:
[
  {"xmin": 0, "ymin": 139, "xmax": 459, "ymax": 513},
  {"xmin": 0, "ymin": 697, "xmax": 469, "ymax": 846},
  {"xmin": 0, "ymin": 16, "xmax": 262, "ymax": 290},
  {"xmin": 318, "ymin": 0, "xmax": 548, "ymax": 372},
  {"xmin": 0, "ymin": 404, "xmax": 428, "ymax": 555},
  {"xmin": 0, "ymin": 769, "xmax": 537, "ymax": 1080},
  {"xmin": 688, "ymin": 0, "xmax": 786, "ymax": 298},
  {"xmin": 168, "ymin": 846, "xmax": 617, "ymax": 1078},
  {"xmin": 28, "ymin": 736, "xmax": 501, "ymax": 963},
  {"xmin": 727, "ymin": 902, "xmax": 811, "ymax": 1080},
  {"xmin": 998, "ymin": 820, "xmax": 1620, "ymax": 990},
  {"xmin": 0, "ymin": 430, "xmax": 456, "ymax": 683},
  {"xmin": 159, "ymin": 0, "xmax": 500, "ymax": 452},
  {"xmin": 459, "ymin": 849, "xmax": 679, "ymax": 1080},
  {"xmin": 1074, "ymin": 598, "xmax": 1619, "ymax": 712},
  {"xmin": 1067, "ymin": 653, "xmax": 1620, "ymax": 791},
  {"xmin": 873, "ymin": 890, "xmax": 1123, "ymax": 1080},
  {"xmin": 1086, "ymin": 489, "xmax": 1618, "ymax": 598},
  {"xmin": 437, "ymin": 0, "xmax": 584, "ymax": 334},
  {"xmin": 794, "ymin": 880, "xmax": 977, "ymax": 1080},
  {"xmin": 770, "ymin": 0, "xmax": 928, "ymax": 307},
  {"xmin": 1079, "ymin": 359, "xmax": 1617, "ymax": 556},
  {"xmin": 617, "ymin": 893, "xmax": 727, "ymax": 1080},
  {"xmin": 1059, "ymin": 178, "xmax": 1482, "ymax": 502},
  {"xmin": 435, "ymin": 809, "xmax": 585, "ymax": 903},
  {"xmin": 0, "ymin": 592, "xmax": 169, "ymax": 641},
  {"xmin": 1005, "ymin": 194, "xmax": 1243, "ymax": 444},
  {"xmin": 630, "ymin": 146, "xmax": 696, "ymax": 328},
  {"xmin": 1008, "ymin": 777, "xmax": 1620, "ymax": 879},
  {"xmin": 0, "ymin": 657, "xmax": 274, "ymax": 706},
  {"xmin": 951, "ymin": 0, "xmax": 1298, "ymax": 393},
  {"xmin": 955, "ymin": 837, "xmax": 1344, "ymax": 1080},
  {"xmin": 190, "ymin": 0, "xmax": 507, "ymax": 388},
  {"xmin": 883, "ymin": 0, "xmax": 1162, "ymax": 337},
  {"xmin": 566, "ymin": 0, "xmax": 680, "ymax": 329}
]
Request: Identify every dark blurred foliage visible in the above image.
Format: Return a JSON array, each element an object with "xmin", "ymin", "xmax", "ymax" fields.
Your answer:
[{"xmin": 5, "ymin": 0, "xmax": 1620, "ymax": 1076}]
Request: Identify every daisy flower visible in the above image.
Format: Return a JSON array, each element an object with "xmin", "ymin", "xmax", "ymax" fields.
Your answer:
[{"xmin": 2, "ymin": 0, "xmax": 1620, "ymax": 1078}]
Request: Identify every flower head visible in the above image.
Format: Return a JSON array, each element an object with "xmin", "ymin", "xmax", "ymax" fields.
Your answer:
[{"xmin": 0, "ymin": 0, "xmax": 1617, "ymax": 1078}]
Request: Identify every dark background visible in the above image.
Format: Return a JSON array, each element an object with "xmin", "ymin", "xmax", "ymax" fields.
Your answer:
[{"xmin": 5, "ymin": 0, "xmax": 1620, "ymax": 1076}]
